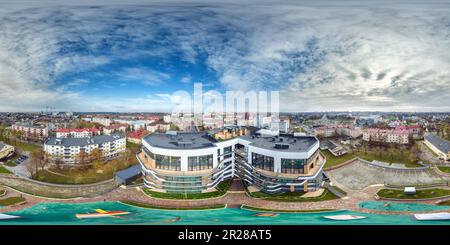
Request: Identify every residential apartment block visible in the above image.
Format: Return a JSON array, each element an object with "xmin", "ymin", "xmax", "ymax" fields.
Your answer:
[
  {"xmin": 103, "ymin": 124, "xmax": 128, "ymax": 135},
  {"xmin": 44, "ymin": 134, "xmax": 126, "ymax": 164},
  {"xmin": 11, "ymin": 122, "xmax": 48, "ymax": 140},
  {"xmin": 314, "ymin": 125, "xmax": 362, "ymax": 138},
  {"xmin": 56, "ymin": 128, "xmax": 100, "ymax": 138},
  {"xmin": 362, "ymin": 128, "xmax": 410, "ymax": 144}
]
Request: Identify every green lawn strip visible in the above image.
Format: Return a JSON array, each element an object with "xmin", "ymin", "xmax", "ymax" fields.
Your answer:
[
  {"xmin": 120, "ymin": 200, "xmax": 225, "ymax": 210},
  {"xmin": 321, "ymin": 150, "xmax": 355, "ymax": 169},
  {"xmin": 0, "ymin": 166, "xmax": 12, "ymax": 174},
  {"xmin": 35, "ymin": 170, "xmax": 105, "ymax": 185},
  {"xmin": 0, "ymin": 188, "xmax": 5, "ymax": 196},
  {"xmin": 241, "ymin": 205, "xmax": 336, "ymax": 213},
  {"xmin": 14, "ymin": 141, "xmax": 41, "ymax": 152},
  {"xmin": 143, "ymin": 189, "xmax": 223, "ymax": 200},
  {"xmin": 216, "ymin": 179, "xmax": 232, "ymax": 194},
  {"xmin": 0, "ymin": 196, "xmax": 26, "ymax": 206},
  {"xmin": 377, "ymin": 188, "xmax": 450, "ymax": 199},
  {"xmin": 2, "ymin": 184, "xmax": 79, "ymax": 199},
  {"xmin": 354, "ymin": 147, "xmax": 416, "ymax": 165},
  {"xmin": 4, "ymin": 161, "xmax": 17, "ymax": 167},
  {"xmin": 250, "ymin": 189, "xmax": 339, "ymax": 202},
  {"xmin": 438, "ymin": 166, "xmax": 450, "ymax": 173}
]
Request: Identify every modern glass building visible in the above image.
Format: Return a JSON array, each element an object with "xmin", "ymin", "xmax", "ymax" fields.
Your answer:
[{"xmin": 137, "ymin": 127, "xmax": 325, "ymax": 194}]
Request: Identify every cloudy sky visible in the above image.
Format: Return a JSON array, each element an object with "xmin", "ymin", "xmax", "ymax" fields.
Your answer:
[{"xmin": 0, "ymin": 0, "xmax": 449, "ymax": 112}]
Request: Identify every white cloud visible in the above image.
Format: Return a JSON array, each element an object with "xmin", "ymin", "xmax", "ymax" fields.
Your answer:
[{"xmin": 0, "ymin": 1, "xmax": 449, "ymax": 112}]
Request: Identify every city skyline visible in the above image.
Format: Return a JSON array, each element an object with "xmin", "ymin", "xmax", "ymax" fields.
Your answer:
[{"xmin": 1, "ymin": 0, "xmax": 450, "ymax": 112}]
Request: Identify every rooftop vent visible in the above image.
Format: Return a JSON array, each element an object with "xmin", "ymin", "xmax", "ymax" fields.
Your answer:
[
  {"xmin": 177, "ymin": 141, "xmax": 193, "ymax": 148},
  {"xmin": 275, "ymin": 143, "xmax": 289, "ymax": 149}
]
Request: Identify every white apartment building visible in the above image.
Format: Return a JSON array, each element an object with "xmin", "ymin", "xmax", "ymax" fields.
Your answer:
[
  {"xmin": 92, "ymin": 117, "xmax": 112, "ymax": 126},
  {"xmin": 44, "ymin": 134, "xmax": 126, "ymax": 164},
  {"xmin": 56, "ymin": 128, "xmax": 100, "ymax": 138},
  {"xmin": 314, "ymin": 125, "xmax": 362, "ymax": 138},
  {"xmin": 103, "ymin": 124, "xmax": 128, "ymax": 135},
  {"xmin": 362, "ymin": 128, "xmax": 410, "ymax": 144}
]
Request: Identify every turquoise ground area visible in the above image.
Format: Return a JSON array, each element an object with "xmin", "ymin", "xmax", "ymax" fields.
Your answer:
[{"xmin": 1, "ymin": 201, "xmax": 450, "ymax": 225}]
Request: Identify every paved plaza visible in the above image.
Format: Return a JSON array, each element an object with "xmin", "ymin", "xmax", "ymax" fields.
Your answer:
[{"xmin": 327, "ymin": 159, "xmax": 449, "ymax": 190}]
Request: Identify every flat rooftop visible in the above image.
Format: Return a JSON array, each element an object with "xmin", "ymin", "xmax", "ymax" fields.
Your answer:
[
  {"xmin": 240, "ymin": 134, "xmax": 318, "ymax": 152},
  {"xmin": 144, "ymin": 131, "xmax": 318, "ymax": 152},
  {"xmin": 45, "ymin": 134, "xmax": 124, "ymax": 147},
  {"xmin": 425, "ymin": 134, "xmax": 450, "ymax": 153},
  {"xmin": 143, "ymin": 132, "xmax": 217, "ymax": 149}
]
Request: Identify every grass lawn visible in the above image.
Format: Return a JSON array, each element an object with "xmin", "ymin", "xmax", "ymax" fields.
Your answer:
[
  {"xmin": 249, "ymin": 189, "xmax": 339, "ymax": 202},
  {"xmin": 120, "ymin": 200, "xmax": 225, "ymax": 210},
  {"xmin": 4, "ymin": 161, "xmax": 17, "ymax": 167},
  {"xmin": 216, "ymin": 179, "xmax": 232, "ymax": 194},
  {"xmin": 36, "ymin": 169, "xmax": 114, "ymax": 185},
  {"xmin": 354, "ymin": 145, "xmax": 427, "ymax": 168},
  {"xmin": 241, "ymin": 205, "xmax": 336, "ymax": 213},
  {"xmin": 377, "ymin": 188, "xmax": 450, "ymax": 199},
  {"xmin": 321, "ymin": 150, "xmax": 355, "ymax": 169},
  {"xmin": 0, "ymin": 188, "xmax": 5, "ymax": 196},
  {"xmin": 143, "ymin": 189, "xmax": 224, "ymax": 200},
  {"xmin": 13, "ymin": 141, "xmax": 40, "ymax": 152},
  {"xmin": 0, "ymin": 196, "xmax": 26, "ymax": 206},
  {"xmin": 0, "ymin": 166, "xmax": 12, "ymax": 174},
  {"xmin": 438, "ymin": 166, "xmax": 450, "ymax": 173}
]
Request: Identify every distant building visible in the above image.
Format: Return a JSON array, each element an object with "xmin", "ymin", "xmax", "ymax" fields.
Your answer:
[
  {"xmin": 362, "ymin": 128, "xmax": 410, "ymax": 144},
  {"xmin": 146, "ymin": 121, "xmax": 170, "ymax": 133},
  {"xmin": 12, "ymin": 122, "xmax": 48, "ymax": 140},
  {"xmin": 127, "ymin": 129, "xmax": 149, "ymax": 144},
  {"xmin": 103, "ymin": 124, "xmax": 128, "ymax": 135},
  {"xmin": 92, "ymin": 117, "xmax": 112, "ymax": 126},
  {"xmin": 394, "ymin": 125, "xmax": 422, "ymax": 138},
  {"xmin": 314, "ymin": 125, "xmax": 362, "ymax": 138},
  {"xmin": 44, "ymin": 134, "xmax": 126, "ymax": 164},
  {"xmin": 56, "ymin": 128, "xmax": 100, "ymax": 138},
  {"xmin": 0, "ymin": 142, "xmax": 14, "ymax": 160},
  {"xmin": 424, "ymin": 134, "xmax": 450, "ymax": 161}
]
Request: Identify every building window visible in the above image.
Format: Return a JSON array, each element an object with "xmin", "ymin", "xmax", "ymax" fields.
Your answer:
[
  {"xmin": 281, "ymin": 158, "xmax": 305, "ymax": 174},
  {"xmin": 252, "ymin": 152, "xmax": 274, "ymax": 171},
  {"xmin": 154, "ymin": 154, "xmax": 181, "ymax": 171},
  {"xmin": 223, "ymin": 146, "xmax": 232, "ymax": 159},
  {"xmin": 188, "ymin": 154, "xmax": 213, "ymax": 171}
]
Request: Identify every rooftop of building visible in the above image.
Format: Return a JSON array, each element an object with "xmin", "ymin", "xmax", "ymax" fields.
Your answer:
[
  {"xmin": 143, "ymin": 129, "xmax": 318, "ymax": 152},
  {"xmin": 240, "ymin": 134, "xmax": 318, "ymax": 152},
  {"xmin": 104, "ymin": 124, "xmax": 128, "ymax": 130},
  {"xmin": 128, "ymin": 129, "xmax": 149, "ymax": 139},
  {"xmin": 143, "ymin": 131, "xmax": 217, "ymax": 149},
  {"xmin": 425, "ymin": 134, "xmax": 450, "ymax": 153},
  {"xmin": 56, "ymin": 128, "xmax": 99, "ymax": 133},
  {"xmin": 45, "ymin": 134, "xmax": 124, "ymax": 147}
]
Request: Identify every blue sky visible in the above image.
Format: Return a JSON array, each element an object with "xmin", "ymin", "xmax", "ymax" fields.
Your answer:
[{"xmin": 0, "ymin": 0, "xmax": 450, "ymax": 112}]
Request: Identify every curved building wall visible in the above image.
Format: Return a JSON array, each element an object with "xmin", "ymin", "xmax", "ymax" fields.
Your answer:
[
  {"xmin": 139, "ymin": 133, "xmax": 324, "ymax": 194},
  {"xmin": 139, "ymin": 138, "xmax": 236, "ymax": 193}
]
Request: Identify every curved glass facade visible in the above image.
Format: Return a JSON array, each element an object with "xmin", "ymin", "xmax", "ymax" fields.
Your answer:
[
  {"xmin": 188, "ymin": 154, "xmax": 213, "ymax": 171},
  {"xmin": 251, "ymin": 152, "xmax": 274, "ymax": 171}
]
